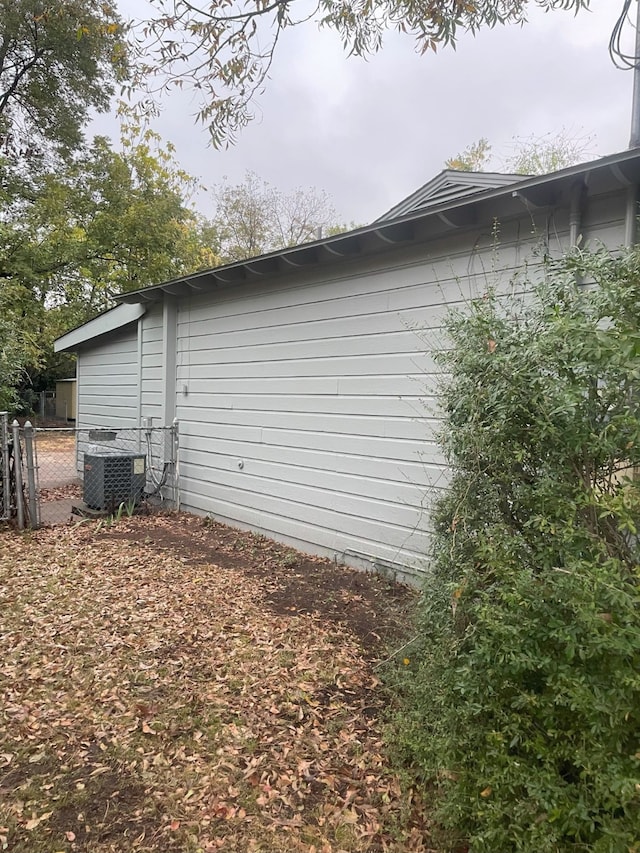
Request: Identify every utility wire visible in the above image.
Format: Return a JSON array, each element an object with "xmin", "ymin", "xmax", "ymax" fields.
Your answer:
[{"xmin": 610, "ymin": 0, "xmax": 639, "ymax": 70}]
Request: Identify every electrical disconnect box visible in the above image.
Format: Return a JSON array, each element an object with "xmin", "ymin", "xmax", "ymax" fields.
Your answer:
[{"xmin": 83, "ymin": 452, "xmax": 146, "ymax": 511}]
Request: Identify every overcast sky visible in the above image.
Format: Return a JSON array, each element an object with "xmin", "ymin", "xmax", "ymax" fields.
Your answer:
[{"xmin": 97, "ymin": 1, "xmax": 635, "ymax": 225}]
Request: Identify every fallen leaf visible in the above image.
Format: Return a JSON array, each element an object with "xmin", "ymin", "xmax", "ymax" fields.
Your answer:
[
  {"xmin": 24, "ymin": 811, "xmax": 52, "ymax": 830},
  {"xmin": 0, "ymin": 513, "xmax": 424, "ymax": 853}
]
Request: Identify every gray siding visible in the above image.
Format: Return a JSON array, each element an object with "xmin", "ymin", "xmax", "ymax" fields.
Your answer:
[
  {"xmin": 68, "ymin": 181, "xmax": 630, "ymax": 580},
  {"xmin": 174, "ymin": 213, "xmax": 562, "ymax": 577},
  {"xmin": 77, "ymin": 326, "xmax": 139, "ymax": 429},
  {"xmin": 581, "ymin": 192, "xmax": 627, "ymax": 246},
  {"xmin": 75, "ymin": 325, "xmax": 140, "ymax": 474},
  {"xmin": 140, "ymin": 304, "xmax": 164, "ymax": 423}
]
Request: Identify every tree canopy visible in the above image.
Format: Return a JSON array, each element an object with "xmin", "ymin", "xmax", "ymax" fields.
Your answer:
[
  {"xmin": 0, "ymin": 0, "xmax": 130, "ymax": 160},
  {"xmin": 0, "ymin": 127, "xmax": 219, "ymax": 410},
  {"xmin": 446, "ymin": 130, "xmax": 594, "ymax": 174},
  {"xmin": 136, "ymin": 0, "xmax": 589, "ymax": 147},
  {"xmin": 211, "ymin": 171, "xmax": 343, "ymax": 262}
]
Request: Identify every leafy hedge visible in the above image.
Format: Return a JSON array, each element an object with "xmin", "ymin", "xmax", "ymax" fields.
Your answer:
[{"xmin": 391, "ymin": 250, "xmax": 640, "ymax": 853}]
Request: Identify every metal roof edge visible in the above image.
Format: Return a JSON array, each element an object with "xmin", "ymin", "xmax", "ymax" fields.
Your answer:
[
  {"xmin": 54, "ymin": 302, "xmax": 147, "ymax": 352},
  {"xmin": 114, "ymin": 148, "xmax": 640, "ymax": 306},
  {"xmin": 370, "ymin": 147, "xmax": 640, "ymax": 227}
]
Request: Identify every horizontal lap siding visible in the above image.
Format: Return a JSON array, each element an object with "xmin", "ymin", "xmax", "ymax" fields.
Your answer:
[
  {"xmin": 76, "ymin": 326, "xmax": 140, "ymax": 475},
  {"xmin": 579, "ymin": 194, "xmax": 627, "ymax": 253},
  {"xmin": 173, "ymin": 230, "xmax": 532, "ymax": 577},
  {"xmin": 77, "ymin": 327, "xmax": 139, "ymax": 429},
  {"xmin": 141, "ymin": 305, "xmax": 163, "ymax": 423},
  {"xmin": 67, "ymin": 188, "xmax": 628, "ymax": 577}
]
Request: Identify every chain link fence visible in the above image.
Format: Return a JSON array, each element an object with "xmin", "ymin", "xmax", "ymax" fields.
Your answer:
[{"xmin": 0, "ymin": 416, "xmax": 179, "ymax": 528}]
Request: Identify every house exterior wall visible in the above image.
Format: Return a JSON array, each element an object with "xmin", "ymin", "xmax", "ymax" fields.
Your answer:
[
  {"xmin": 172, "ymin": 206, "xmax": 593, "ymax": 579},
  {"xmin": 581, "ymin": 191, "xmax": 629, "ymax": 246},
  {"xmin": 77, "ymin": 325, "xmax": 140, "ymax": 428},
  {"xmin": 69, "ymin": 183, "xmax": 629, "ymax": 580},
  {"xmin": 140, "ymin": 303, "xmax": 164, "ymax": 424},
  {"xmin": 74, "ymin": 324, "xmax": 141, "ymax": 475}
]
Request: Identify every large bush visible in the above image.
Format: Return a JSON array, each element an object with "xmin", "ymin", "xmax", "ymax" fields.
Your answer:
[{"xmin": 392, "ymin": 250, "xmax": 640, "ymax": 853}]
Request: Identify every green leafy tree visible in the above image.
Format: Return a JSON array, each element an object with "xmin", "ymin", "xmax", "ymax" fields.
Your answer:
[
  {"xmin": 392, "ymin": 249, "xmax": 640, "ymax": 852},
  {"xmin": 136, "ymin": 0, "xmax": 588, "ymax": 147},
  {"xmin": 212, "ymin": 171, "xmax": 342, "ymax": 262},
  {"xmin": 1, "ymin": 129, "xmax": 218, "ymax": 409},
  {"xmin": 0, "ymin": 0, "xmax": 130, "ymax": 160},
  {"xmin": 0, "ymin": 2, "xmax": 220, "ymax": 412},
  {"xmin": 2, "ymin": 130, "xmax": 217, "ymax": 306},
  {"xmin": 445, "ymin": 137, "xmax": 492, "ymax": 171},
  {"xmin": 0, "ymin": 317, "xmax": 28, "ymax": 410}
]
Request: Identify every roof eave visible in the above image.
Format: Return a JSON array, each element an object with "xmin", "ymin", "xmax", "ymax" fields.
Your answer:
[
  {"xmin": 106, "ymin": 148, "xmax": 640, "ymax": 308},
  {"xmin": 54, "ymin": 302, "xmax": 147, "ymax": 352}
]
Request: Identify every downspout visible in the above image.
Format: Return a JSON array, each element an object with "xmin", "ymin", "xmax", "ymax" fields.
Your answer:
[
  {"xmin": 628, "ymin": 0, "xmax": 640, "ymax": 148},
  {"xmin": 136, "ymin": 317, "xmax": 143, "ymax": 450},
  {"xmin": 161, "ymin": 297, "xmax": 178, "ymax": 499},
  {"xmin": 624, "ymin": 184, "xmax": 638, "ymax": 247},
  {"xmin": 610, "ymin": 165, "xmax": 639, "ymax": 248},
  {"xmin": 569, "ymin": 180, "xmax": 586, "ymax": 249},
  {"xmin": 162, "ymin": 297, "xmax": 177, "ymax": 428},
  {"xmin": 626, "ymin": 0, "xmax": 640, "ymax": 245}
]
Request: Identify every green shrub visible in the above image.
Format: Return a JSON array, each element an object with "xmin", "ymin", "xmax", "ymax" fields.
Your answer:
[{"xmin": 392, "ymin": 249, "xmax": 640, "ymax": 853}]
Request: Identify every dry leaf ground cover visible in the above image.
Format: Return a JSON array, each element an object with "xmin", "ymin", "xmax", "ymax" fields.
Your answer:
[{"xmin": 0, "ymin": 512, "xmax": 432, "ymax": 853}]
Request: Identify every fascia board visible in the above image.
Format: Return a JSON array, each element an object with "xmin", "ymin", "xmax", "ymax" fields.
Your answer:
[
  {"xmin": 111, "ymin": 148, "xmax": 640, "ymax": 306},
  {"xmin": 54, "ymin": 303, "xmax": 147, "ymax": 352}
]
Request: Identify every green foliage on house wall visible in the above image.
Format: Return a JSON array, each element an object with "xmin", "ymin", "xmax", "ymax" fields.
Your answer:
[{"xmin": 390, "ymin": 249, "xmax": 640, "ymax": 853}]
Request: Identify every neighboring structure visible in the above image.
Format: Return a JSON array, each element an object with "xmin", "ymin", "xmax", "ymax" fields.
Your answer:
[
  {"xmin": 55, "ymin": 378, "xmax": 77, "ymax": 421},
  {"xmin": 55, "ymin": 151, "xmax": 640, "ymax": 580}
]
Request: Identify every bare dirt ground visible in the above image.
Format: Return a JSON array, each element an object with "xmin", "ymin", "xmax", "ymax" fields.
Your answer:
[
  {"xmin": 0, "ymin": 512, "xmax": 431, "ymax": 853},
  {"xmin": 34, "ymin": 432, "xmax": 79, "ymax": 489}
]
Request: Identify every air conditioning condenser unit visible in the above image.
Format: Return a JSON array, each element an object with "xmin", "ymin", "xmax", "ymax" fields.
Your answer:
[{"xmin": 83, "ymin": 452, "xmax": 146, "ymax": 510}]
